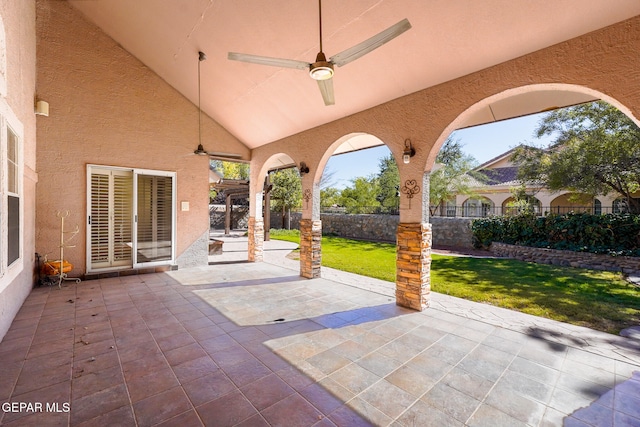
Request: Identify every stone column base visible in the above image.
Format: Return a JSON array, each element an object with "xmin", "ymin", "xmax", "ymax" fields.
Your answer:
[
  {"xmin": 248, "ymin": 217, "xmax": 264, "ymax": 262},
  {"xmin": 396, "ymin": 222, "xmax": 432, "ymax": 311},
  {"xmin": 300, "ymin": 219, "xmax": 322, "ymax": 278}
]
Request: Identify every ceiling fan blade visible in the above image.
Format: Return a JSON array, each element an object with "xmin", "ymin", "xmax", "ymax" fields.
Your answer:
[
  {"xmin": 330, "ymin": 18, "xmax": 411, "ymax": 67},
  {"xmin": 228, "ymin": 52, "xmax": 310, "ymax": 71},
  {"xmin": 316, "ymin": 78, "xmax": 335, "ymax": 106}
]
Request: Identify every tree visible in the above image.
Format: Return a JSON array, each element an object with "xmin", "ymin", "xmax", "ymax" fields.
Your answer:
[
  {"xmin": 376, "ymin": 154, "xmax": 400, "ymax": 213},
  {"xmin": 270, "ymin": 168, "xmax": 302, "ymax": 228},
  {"xmin": 320, "ymin": 187, "xmax": 341, "ymax": 208},
  {"xmin": 210, "ymin": 160, "xmax": 250, "ymax": 180},
  {"xmin": 512, "ymin": 101, "xmax": 640, "ymax": 213},
  {"xmin": 505, "ymin": 183, "xmax": 541, "ymax": 215},
  {"xmin": 339, "ymin": 176, "xmax": 381, "ymax": 214},
  {"xmin": 429, "ymin": 137, "xmax": 478, "ymax": 214},
  {"xmin": 319, "ymin": 165, "xmax": 337, "ymax": 190}
]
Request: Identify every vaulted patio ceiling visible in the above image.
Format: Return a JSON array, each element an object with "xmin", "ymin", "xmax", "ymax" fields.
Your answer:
[{"xmin": 68, "ymin": 0, "xmax": 640, "ymax": 151}]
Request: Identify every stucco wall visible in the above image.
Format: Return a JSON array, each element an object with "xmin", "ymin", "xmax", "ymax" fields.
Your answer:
[
  {"xmin": 34, "ymin": 1, "xmax": 249, "ymax": 274},
  {"xmin": 250, "ymin": 16, "xmax": 640, "ymax": 225},
  {"xmin": 0, "ymin": 0, "xmax": 37, "ymax": 340}
]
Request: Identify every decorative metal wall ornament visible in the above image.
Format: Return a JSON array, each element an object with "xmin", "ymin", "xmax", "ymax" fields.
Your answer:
[
  {"xmin": 303, "ymin": 188, "xmax": 312, "ymax": 208},
  {"xmin": 401, "ymin": 179, "xmax": 420, "ymax": 208}
]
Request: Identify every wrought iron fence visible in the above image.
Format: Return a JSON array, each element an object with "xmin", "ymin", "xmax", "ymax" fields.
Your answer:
[
  {"xmin": 429, "ymin": 205, "xmax": 620, "ymax": 218},
  {"xmin": 293, "ymin": 204, "xmax": 627, "ymax": 217},
  {"xmin": 319, "ymin": 206, "xmax": 400, "ymax": 215}
]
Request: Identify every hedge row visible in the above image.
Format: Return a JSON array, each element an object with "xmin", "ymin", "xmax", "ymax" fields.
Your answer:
[{"xmin": 471, "ymin": 212, "xmax": 640, "ymax": 256}]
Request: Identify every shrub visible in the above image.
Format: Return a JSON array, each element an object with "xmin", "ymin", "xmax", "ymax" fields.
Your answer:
[{"xmin": 472, "ymin": 212, "xmax": 640, "ymax": 256}]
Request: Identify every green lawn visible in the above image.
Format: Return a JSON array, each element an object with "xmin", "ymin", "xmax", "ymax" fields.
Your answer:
[{"xmin": 270, "ymin": 229, "xmax": 640, "ymax": 334}]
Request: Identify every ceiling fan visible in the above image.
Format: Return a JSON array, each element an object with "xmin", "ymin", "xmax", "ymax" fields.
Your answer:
[
  {"xmin": 228, "ymin": 0, "xmax": 411, "ymax": 106},
  {"xmin": 193, "ymin": 51, "xmax": 243, "ymax": 160}
]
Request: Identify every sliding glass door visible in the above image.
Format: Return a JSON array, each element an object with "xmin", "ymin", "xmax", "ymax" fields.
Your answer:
[
  {"xmin": 134, "ymin": 172, "xmax": 174, "ymax": 265},
  {"xmin": 87, "ymin": 165, "xmax": 175, "ymax": 272}
]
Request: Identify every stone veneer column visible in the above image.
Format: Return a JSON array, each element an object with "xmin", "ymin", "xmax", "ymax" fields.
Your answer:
[
  {"xmin": 396, "ymin": 223, "xmax": 432, "ymax": 310},
  {"xmin": 248, "ymin": 217, "xmax": 264, "ymax": 262},
  {"xmin": 299, "ymin": 219, "xmax": 322, "ymax": 278}
]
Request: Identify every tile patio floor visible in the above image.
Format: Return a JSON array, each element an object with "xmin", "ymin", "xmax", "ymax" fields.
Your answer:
[{"xmin": 1, "ymin": 242, "xmax": 639, "ymax": 426}]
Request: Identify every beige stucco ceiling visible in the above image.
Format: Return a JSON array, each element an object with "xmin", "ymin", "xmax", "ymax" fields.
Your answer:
[{"xmin": 68, "ymin": 0, "xmax": 640, "ymax": 150}]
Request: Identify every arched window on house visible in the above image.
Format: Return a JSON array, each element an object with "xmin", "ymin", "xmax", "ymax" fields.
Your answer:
[
  {"xmin": 502, "ymin": 196, "xmax": 542, "ymax": 216},
  {"xmin": 462, "ymin": 197, "xmax": 493, "ymax": 218},
  {"xmin": 593, "ymin": 198, "xmax": 602, "ymax": 215},
  {"xmin": 613, "ymin": 197, "xmax": 629, "ymax": 214}
]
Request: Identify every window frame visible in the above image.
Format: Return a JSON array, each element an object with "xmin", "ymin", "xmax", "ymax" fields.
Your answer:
[
  {"xmin": 86, "ymin": 164, "xmax": 176, "ymax": 273},
  {"xmin": 0, "ymin": 97, "xmax": 24, "ymax": 291}
]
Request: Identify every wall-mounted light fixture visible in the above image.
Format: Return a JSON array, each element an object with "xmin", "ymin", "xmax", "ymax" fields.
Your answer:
[
  {"xmin": 35, "ymin": 99, "xmax": 49, "ymax": 117},
  {"xmin": 403, "ymin": 139, "xmax": 415, "ymax": 164},
  {"xmin": 299, "ymin": 162, "xmax": 310, "ymax": 175}
]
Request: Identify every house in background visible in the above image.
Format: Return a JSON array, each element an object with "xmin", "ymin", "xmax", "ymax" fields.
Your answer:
[{"xmin": 433, "ymin": 147, "xmax": 633, "ymax": 217}]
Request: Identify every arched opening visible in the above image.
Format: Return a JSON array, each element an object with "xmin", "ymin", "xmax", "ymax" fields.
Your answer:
[
  {"xmin": 427, "ymin": 84, "xmax": 640, "ymax": 223},
  {"xmin": 502, "ymin": 195, "xmax": 542, "ymax": 216},
  {"xmin": 316, "ymin": 133, "xmax": 396, "ymax": 217},
  {"xmin": 285, "ymin": 132, "xmax": 399, "ymax": 280},
  {"xmin": 461, "ymin": 196, "xmax": 494, "ymax": 218},
  {"xmin": 426, "ymin": 83, "xmax": 640, "ymax": 173},
  {"xmin": 549, "ymin": 193, "xmax": 595, "ymax": 215},
  {"xmin": 257, "ymin": 152, "xmax": 299, "ymax": 230},
  {"xmin": 245, "ymin": 152, "xmax": 298, "ymax": 263},
  {"xmin": 418, "ymin": 83, "xmax": 640, "ymax": 322}
]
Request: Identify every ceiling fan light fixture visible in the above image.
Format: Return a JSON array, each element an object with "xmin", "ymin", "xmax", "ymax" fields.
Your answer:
[
  {"xmin": 310, "ymin": 64, "xmax": 334, "ymax": 80},
  {"xmin": 309, "ymin": 51, "xmax": 334, "ymax": 80}
]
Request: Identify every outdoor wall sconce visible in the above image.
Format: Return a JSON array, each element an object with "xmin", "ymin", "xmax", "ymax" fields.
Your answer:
[
  {"xmin": 35, "ymin": 99, "xmax": 49, "ymax": 116},
  {"xmin": 403, "ymin": 139, "xmax": 415, "ymax": 164},
  {"xmin": 299, "ymin": 162, "xmax": 310, "ymax": 175}
]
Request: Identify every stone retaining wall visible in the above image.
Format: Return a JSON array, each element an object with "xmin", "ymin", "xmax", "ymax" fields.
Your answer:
[
  {"xmin": 270, "ymin": 212, "xmax": 474, "ymax": 249},
  {"xmin": 321, "ymin": 213, "xmax": 398, "ymax": 242},
  {"xmin": 430, "ymin": 217, "xmax": 473, "ymax": 249},
  {"xmin": 490, "ymin": 242, "xmax": 640, "ymax": 275}
]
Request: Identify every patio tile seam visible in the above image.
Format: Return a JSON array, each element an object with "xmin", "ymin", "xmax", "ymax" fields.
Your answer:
[
  {"xmin": 338, "ymin": 332, "xmax": 477, "ymax": 425},
  {"xmin": 125, "ymin": 279, "xmax": 286, "ymax": 425},
  {"xmin": 460, "ymin": 353, "xmax": 539, "ymax": 426},
  {"xmin": 101, "ymin": 281, "xmax": 209, "ymax": 427},
  {"xmin": 70, "ymin": 282, "xmax": 135, "ymax": 427}
]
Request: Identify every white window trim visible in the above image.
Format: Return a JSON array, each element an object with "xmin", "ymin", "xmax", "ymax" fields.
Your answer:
[{"xmin": 0, "ymin": 97, "xmax": 24, "ymax": 293}]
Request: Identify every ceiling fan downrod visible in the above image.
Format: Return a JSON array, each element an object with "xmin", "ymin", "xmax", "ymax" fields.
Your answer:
[{"xmin": 310, "ymin": 0, "xmax": 334, "ymax": 81}]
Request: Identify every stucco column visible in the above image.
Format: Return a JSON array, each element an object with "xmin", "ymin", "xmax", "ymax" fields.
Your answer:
[
  {"xmin": 299, "ymin": 179, "xmax": 321, "ymax": 278},
  {"xmin": 396, "ymin": 222, "xmax": 432, "ymax": 311},
  {"xmin": 395, "ymin": 171, "xmax": 431, "ymax": 310}
]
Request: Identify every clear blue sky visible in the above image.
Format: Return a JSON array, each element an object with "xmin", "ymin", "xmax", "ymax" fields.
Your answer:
[{"xmin": 324, "ymin": 112, "xmax": 555, "ymax": 189}]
